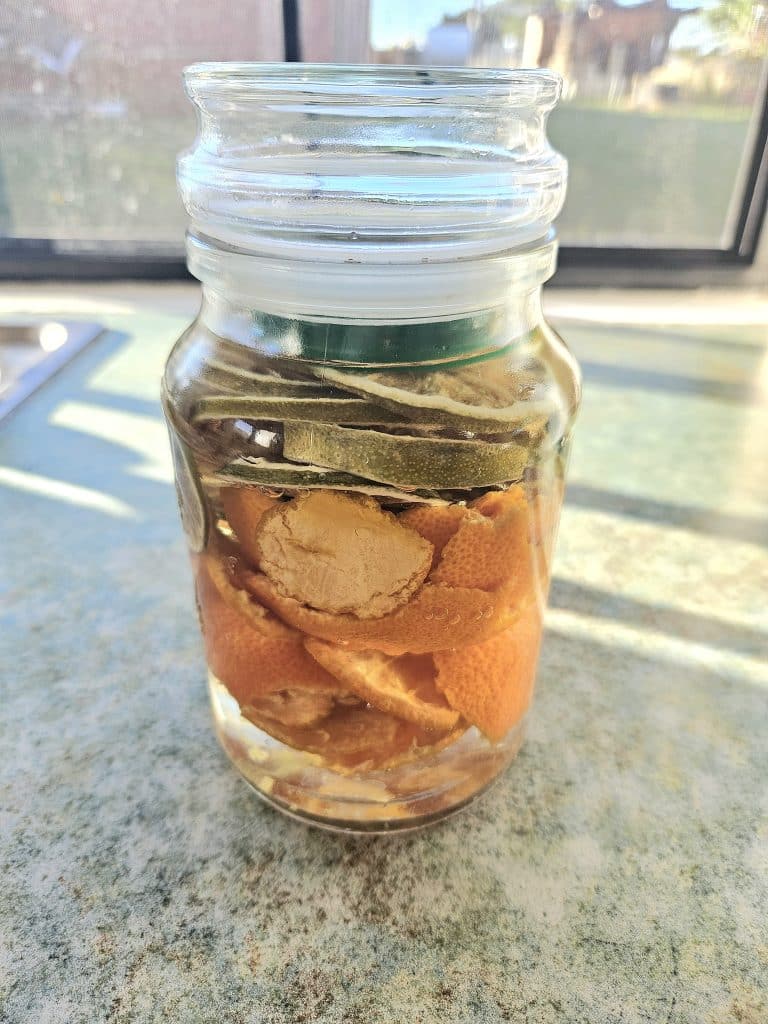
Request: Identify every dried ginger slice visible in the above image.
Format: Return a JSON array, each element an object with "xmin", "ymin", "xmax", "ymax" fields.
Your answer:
[
  {"xmin": 220, "ymin": 486, "xmax": 280, "ymax": 569},
  {"xmin": 253, "ymin": 490, "xmax": 433, "ymax": 618},
  {"xmin": 434, "ymin": 599, "xmax": 542, "ymax": 743},
  {"xmin": 244, "ymin": 688, "xmax": 339, "ymax": 728},
  {"xmin": 305, "ymin": 641, "xmax": 459, "ymax": 732},
  {"xmin": 242, "ymin": 702, "xmax": 463, "ymax": 772},
  {"xmin": 196, "ymin": 553, "xmax": 341, "ymax": 707},
  {"xmin": 398, "ymin": 504, "xmax": 479, "ymax": 569},
  {"xmin": 239, "ymin": 565, "xmax": 513, "ymax": 655},
  {"xmin": 431, "ymin": 485, "xmax": 533, "ymax": 600}
]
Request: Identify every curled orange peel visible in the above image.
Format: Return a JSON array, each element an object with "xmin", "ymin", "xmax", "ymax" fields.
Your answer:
[
  {"xmin": 305, "ymin": 641, "xmax": 460, "ymax": 732},
  {"xmin": 238, "ymin": 564, "xmax": 514, "ymax": 655},
  {"xmin": 195, "ymin": 554, "xmax": 341, "ymax": 707},
  {"xmin": 431, "ymin": 488, "xmax": 533, "ymax": 599},
  {"xmin": 398, "ymin": 504, "xmax": 478, "ymax": 568},
  {"xmin": 434, "ymin": 600, "xmax": 543, "ymax": 742},
  {"xmin": 220, "ymin": 486, "xmax": 280, "ymax": 569}
]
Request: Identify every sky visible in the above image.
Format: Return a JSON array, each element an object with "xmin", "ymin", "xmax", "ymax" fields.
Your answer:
[
  {"xmin": 369, "ymin": 0, "xmax": 720, "ymax": 54},
  {"xmin": 370, "ymin": 0, "xmax": 479, "ymax": 50}
]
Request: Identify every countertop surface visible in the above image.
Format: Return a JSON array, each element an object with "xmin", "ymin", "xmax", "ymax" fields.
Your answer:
[{"xmin": 1, "ymin": 286, "xmax": 767, "ymax": 1024}]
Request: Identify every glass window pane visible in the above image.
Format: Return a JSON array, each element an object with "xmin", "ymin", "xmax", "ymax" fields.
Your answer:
[
  {"xmin": 0, "ymin": 0, "xmax": 284, "ymax": 246},
  {"xmin": 329, "ymin": 0, "xmax": 768, "ymax": 250},
  {"xmin": 1, "ymin": 0, "xmax": 765, "ymax": 254}
]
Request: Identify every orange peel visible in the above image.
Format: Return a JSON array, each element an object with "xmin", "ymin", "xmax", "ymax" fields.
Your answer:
[
  {"xmin": 398, "ymin": 504, "xmax": 478, "ymax": 568},
  {"xmin": 431, "ymin": 491, "xmax": 533, "ymax": 598},
  {"xmin": 239, "ymin": 565, "xmax": 514, "ymax": 654},
  {"xmin": 220, "ymin": 486, "xmax": 280, "ymax": 569},
  {"xmin": 253, "ymin": 490, "xmax": 433, "ymax": 618},
  {"xmin": 474, "ymin": 480, "xmax": 561, "ymax": 548},
  {"xmin": 434, "ymin": 600, "xmax": 543, "ymax": 742},
  {"xmin": 305, "ymin": 642, "xmax": 459, "ymax": 732},
  {"xmin": 471, "ymin": 484, "xmax": 527, "ymax": 521},
  {"xmin": 195, "ymin": 554, "xmax": 340, "ymax": 707},
  {"xmin": 473, "ymin": 481, "xmax": 562, "ymax": 594}
]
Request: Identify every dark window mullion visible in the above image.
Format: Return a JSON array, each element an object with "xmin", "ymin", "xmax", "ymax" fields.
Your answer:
[
  {"xmin": 733, "ymin": 70, "xmax": 768, "ymax": 260},
  {"xmin": 282, "ymin": 0, "xmax": 302, "ymax": 62}
]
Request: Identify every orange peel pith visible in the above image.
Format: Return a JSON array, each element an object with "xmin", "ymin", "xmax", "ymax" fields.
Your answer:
[
  {"xmin": 196, "ymin": 555, "xmax": 340, "ymax": 706},
  {"xmin": 243, "ymin": 688, "xmax": 339, "ymax": 728},
  {"xmin": 434, "ymin": 600, "xmax": 543, "ymax": 742},
  {"xmin": 305, "ymin": 641, "xmax": 460, "ymax": 732}
]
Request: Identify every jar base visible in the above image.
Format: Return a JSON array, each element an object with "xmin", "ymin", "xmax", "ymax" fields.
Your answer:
[{"xmin": 209, "ymin": 676, "xmax": 527, "ymax": 833}]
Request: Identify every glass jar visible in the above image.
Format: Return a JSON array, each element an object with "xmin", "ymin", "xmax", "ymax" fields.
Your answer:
[{"xmin": 163, "ymin": 63, "xmax": 580, "ymax": 832}]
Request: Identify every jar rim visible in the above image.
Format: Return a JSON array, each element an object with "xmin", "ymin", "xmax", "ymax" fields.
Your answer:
[{"xmin": 183, "ymin": 61, "xmax": 562, "ymax": 107}]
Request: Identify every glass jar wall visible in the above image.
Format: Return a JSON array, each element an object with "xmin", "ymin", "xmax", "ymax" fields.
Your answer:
[{"xmin": 163, "ymin": 63, "xmax": 580, "ymax": 831}]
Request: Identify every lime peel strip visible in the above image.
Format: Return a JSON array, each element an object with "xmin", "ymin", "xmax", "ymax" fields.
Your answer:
[
  {"xmin": 316, "ymin": 365, "xmax": 553, "ymax": 432},
  {"xmin": 203, "ymin": 457, "xmax": 451, "ymax": 505},
  {"xmin": 282, "ymin": 421, "xmax": 529, "ymax": 489},
  {"xmin": 192, "ymin": 395, "xmax": 413, "ymax": 426}
]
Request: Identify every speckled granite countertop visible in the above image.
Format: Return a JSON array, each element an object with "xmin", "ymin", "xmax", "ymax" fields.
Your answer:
[{"xmin": 1, "ymin": 287, "xmax": 767, "ymax": 1024}]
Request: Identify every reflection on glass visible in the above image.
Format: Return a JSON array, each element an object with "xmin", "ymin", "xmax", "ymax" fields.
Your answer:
[
  {"xmin": 0, "ymin": 0, "xmax": 284, "ymax": 242},
  {"xmin": 0, "ymin": 0, "xmax": 764, "ymax": 250},
  {"xmin": 361, "ymin": 0, "xmax": 767, "ymax": 248}
]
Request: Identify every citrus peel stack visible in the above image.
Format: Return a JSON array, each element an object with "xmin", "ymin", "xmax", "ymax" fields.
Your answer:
[{"xmin": 205, "ymin": 479, "xmax": 547, "ymax": 758}]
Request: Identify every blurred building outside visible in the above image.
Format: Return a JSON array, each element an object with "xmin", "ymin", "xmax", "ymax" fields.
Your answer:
[
  {"xmin": 0, "ymin": 0, "xmax": 765, "ymax": 248},
  {"xmin": 370, "ymin": 0, "xmax": 766, "ymax": 110}
]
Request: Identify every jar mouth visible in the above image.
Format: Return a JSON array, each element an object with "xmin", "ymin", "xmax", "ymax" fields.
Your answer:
[
  {"xmin": 184, "ymin": 62, "xmax": 562, "ymax": 108},
  {"xmin": 179, "ymin": 62, "xmax": 566, "ymax": 316}
]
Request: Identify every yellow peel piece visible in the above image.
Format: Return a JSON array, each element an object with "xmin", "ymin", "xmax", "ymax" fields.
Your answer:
[
  {"xmin": 317, "ymin": 359, "xmax": 552, "ymax": 432},
  {"xmin": 305, "ymin": 641, "xmax": 460, "ymax": 732},
  {"xmin": 254, "ymin": 490, "xmax": 433, "ymax": 619},
  {"xmin": 193, "ymin": 395, "xmax": 407, "ymax": 425}
]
